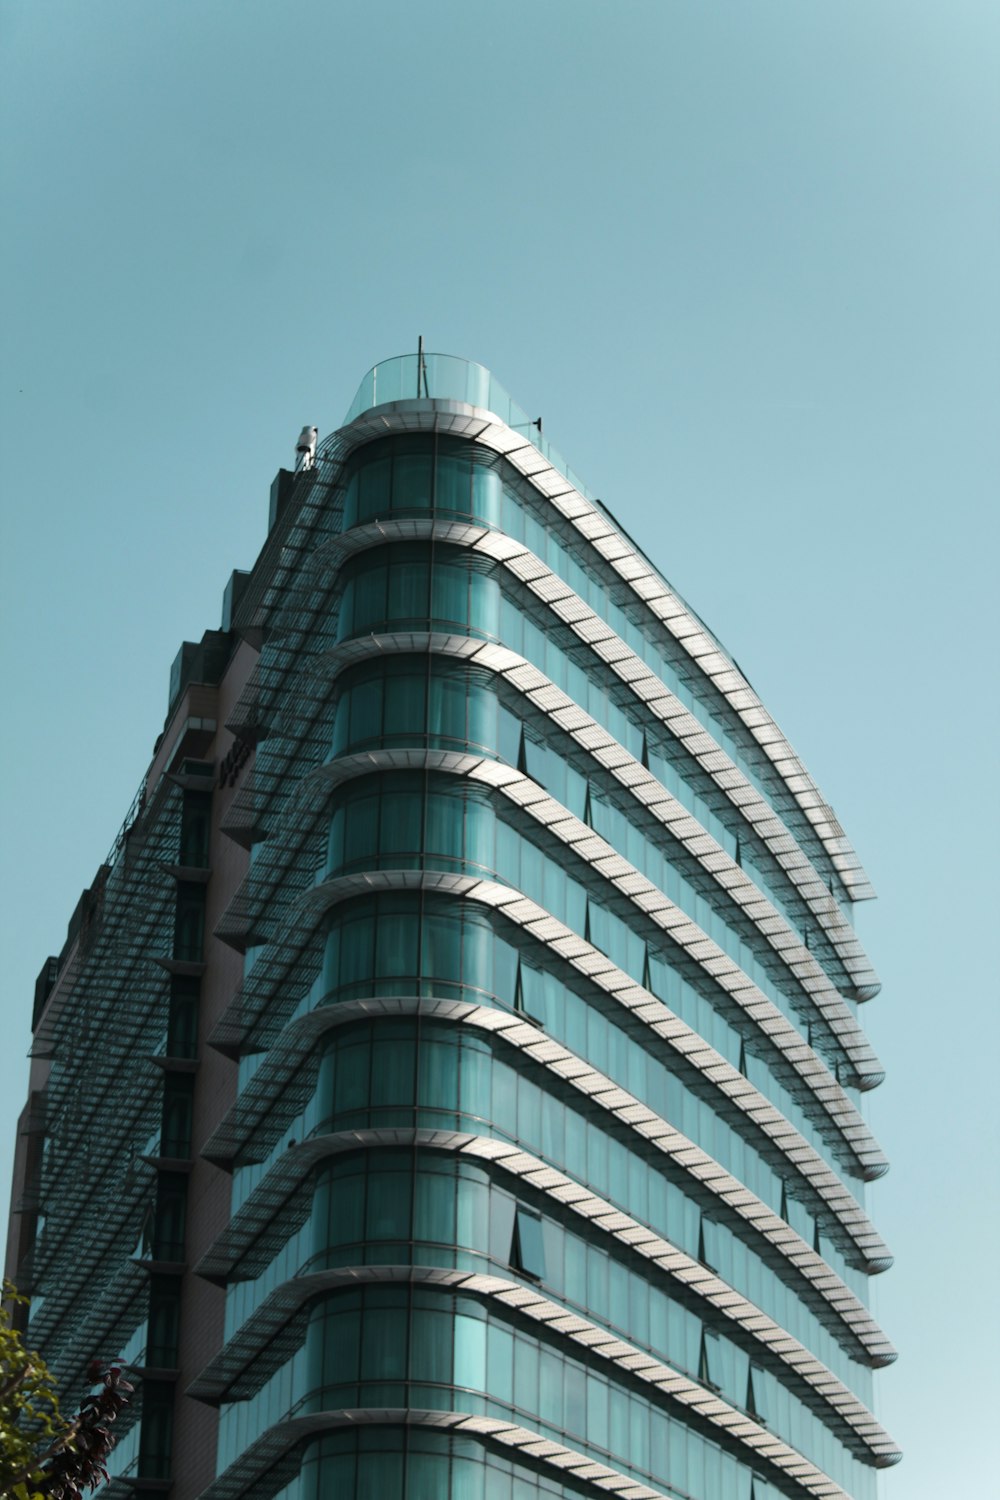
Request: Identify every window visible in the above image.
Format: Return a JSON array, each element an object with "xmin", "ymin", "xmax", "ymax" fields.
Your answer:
[
  {"xmin": 746, "ymin": 1364, "xmax": 768, "ymax": 1423},
  {"xmin": 510, "ymin": 1207, "xmax": 546, "ymax": 1281},
  {"xmin": 698, "ymin": 1213, "xmax": 718, "ymax": 1272},
  {"xmin": 138, "ymin": 1389, "xmax": 174, "ymax": 1479},
  {"xmin": 173, "ymin": 887, "xmax": 205, "ymax": 963},
  {"xmin": 698, "ymin": 1328, "xmax": 721, "ymax": 1391},
  {"xmin": 179, "ymin": 792, "xmax": 211, "ymax": 867},
  {"xmin": 151, "ymin": 1176, "xmax": 187, "ymax": 1262},
  {"xmin": 147, "ymin": 1281, "xmax": 180, "ymax": 1368},
  {"xmin": 167, "ymin": 978, "xmax": 199, "ymax": 1058},
  {"xmin": 159, "ymin": 1075, "xmax": 193, "ymax": 1159}
]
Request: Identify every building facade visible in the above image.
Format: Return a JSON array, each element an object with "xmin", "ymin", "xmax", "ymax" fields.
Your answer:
[{"xmin": 5, "ymin": 354, "xmax": 900, "ymax": 1500}]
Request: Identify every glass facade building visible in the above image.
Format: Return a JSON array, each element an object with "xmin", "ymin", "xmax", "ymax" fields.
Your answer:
[{"xmin": 5, "ymin": 355, "xmax": 899, "ymax": 1499}]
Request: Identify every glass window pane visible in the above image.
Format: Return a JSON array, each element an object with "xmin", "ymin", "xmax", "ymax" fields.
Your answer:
[
  {"xmin": 380, "ymin": 791, "xmax": 422, "ymax": 861},
  {"xmin": 384, "ymin": 670, "xmax": 426, "ymax": 740},
  {"xmin": 470, "ymin": 572, "xmax": 500, "ymax": 637},
  {"xmin": 413, "ymin": 1167, "xmax": 455, "ymax": 1244},
  {"xmin": 451, "ymin": 1457, "xmax": 484, "ymax": 1500},
  {"xmin": 513, "ymin": 1209, "xmax": 546, "ymax": 1280},
  {"xmin": 338, "ymin": 913, "xmax": 374, "ymax": 988},
  {"xmin": 487, "ymin": 1323, "xmax": 514, "ymax": 1404},
  {"xmin": 489, "ymin": 1192, "xmax": 516, "ymax": 1264},
  {"xmin": 350, "ymin": 677, "xmax": 382, "ymax": 746},
  {"xmin": 361, "ymin": 1306, "xmax": 406, "ymax": 1380},
  {"xmin": 513, "ymin": 1336, "xmax": 538, "ymax": 1415},
  {"xmin": 422, "ymin": 910, "xmax": 463, "ymax": 978},
  {"xmin": 466, "ymin": 680, "xmax": 497, "ymax": 752},
  {"xmin": 436, "ymin": 453, "xmax": 472, "ymax": 513},
  {"xmin": 343, "ymin": 474, "xmax": 361, "ymax": 529},
  {"xmin": 471, "ymin": 465, "xmax": 502, "ymax": 525},
  {"xmin": 427, "ymin": 671, "xmax": 467, "ymax": 742},
  {"xmin": 418, "ymin": 1036, "xmax": 458, "ymax": 1108},
  {"xmin": 460, "ymin": 1045, "xmax": 492, "ymax": 1120},
  {"xmin": 392, "ymin": 451, "xmax": 433, "ymax": 511},
  {"xmin": 586, "ymin": 1374, "xmax": 608, "ymax": 1449},
  {"xmin": 538, "ymin": 1347, "xmax": 561, "ymax": 1427},
  {"xmin": 609, "ymin": 1387, "xmax": 629, "ymax": 1458},
  {"xmin": 410, "ymin": 1309, "xmax": 452, "ymax": 1386},
  {"xmin": 343, "ymin": 794, "xmax": 378, "ymax": 869},
  {"xmin": 456, "ymin": 1176, "xmax": 490, "ymax": 1253},
  {"xmin": 349, "ymin": 563, "xmax": 387, "ymax": 634},
  {"xmin": 460, "ymin": 914, "xmax": 491, "ymax": 995},
  {"xmin": 374, "ymin": 910, "xmax": 419, "ymax": 983},
  {"xmin": 389, "ymin": 558, "xmax": 430, "ymax": 625},
  {"xmin": 453, "ymin": 1313, "xmax": 487, "ymax": 1391},
  {"xmin": 365, "ymin": 1170, "xmax": 411, "ymax": 1240},
  {"xmin": 357, "ymin": 457, "xmax": 392, "ymax": 520},
  {"xmin": 564, "ymin": 1359, "xmax": 586, "ymax": 1440},
  {"xmin": 331, "ymin": 1040, "xmax": 370, "ymax": 1114},
  {"xmin": 356, "ymin": 1451, "xmax": 403, "ymax": 1498},
  {"xmin": 423, "ymin": 789, "xmax": 455, "ymax": 862},
  {"xmin": 407, "ymin": 1453, "xmax": 446, "ymax": 1500},
  {"xmin": 464, "ymin": 797, "xmax": 494, "ymax": 871}
]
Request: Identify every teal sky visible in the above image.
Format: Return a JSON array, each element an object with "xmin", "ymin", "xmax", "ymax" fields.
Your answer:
[{"xmin": 1, "ymin": 2, "xmax": 997, "ymax": 1491}]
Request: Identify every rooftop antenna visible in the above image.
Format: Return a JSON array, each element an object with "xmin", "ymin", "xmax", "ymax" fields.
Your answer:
[{"xmin": 417, "ymin": 334, "xmax": 429, "ymax": 398}]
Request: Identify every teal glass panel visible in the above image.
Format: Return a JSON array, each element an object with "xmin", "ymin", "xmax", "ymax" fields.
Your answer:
[
  {"xmin": 454, "ymin": 1312, "xmax": 488, "ymax": 1390},
  {"xmin": 487, "ymin": 1321, "xmax": 514, "ymax": 1404},
  {"xmin": 414, "ymin": 1166, "xmax": 456, "ymax": 1245},
  {"xmin": 361, "ymin": 1305, "xmax": 407, "ymax": 1380},
  {"xmin": 350, "ymin": 674, "xmax": 381, "ymax": 743},
  {"xmin": 373, "ymin": 910, "xmax": 419, "ymax": 982},
  {"xmin": 301, "ymin": 1028, "xmax": 870, "ymax": 1385},
  {"xmin": 471, "ymin": 464, "xmax": 502, "ymax": 525},
  {"xmin": 384, "ymin": 668, "xmax": 427, "ymax": 740},
  {"xmin": 358, "ymin": 455, "xmax": 391, "ymax": 515},
  {"xmin": 320, "ymin": 775, "xmax": 866, "ymax": 1183},
  {"xmin": 436, "ymin": 452, "xmax": 472, "ymax": 513},
  {"xmin": 392, "ymin": 449, "xmax": 434, "ymax": 511},
  {"xmin": 365, "ymin": 1169, "xmax": 411, "ymax": 1240},
  {"xmin": 223, "ymin": 1266, "xmax": 877, "ymax": 1496},
  {"xmin": 411, "ymin": 1305, "xmax": 452, "ymax": 1384},
  {"xmin": 513, "ymin": 1209, "xmax": 546, "ymax": 1280},
  {"xmin": 340, "ymin": 423, "xmax": 844, "ymax": 854}
]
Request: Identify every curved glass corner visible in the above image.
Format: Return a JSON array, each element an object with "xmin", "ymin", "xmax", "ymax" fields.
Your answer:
[
  {"xmin": 341, "ymin": 354, "xmax": 742, "ymax": 671},
  {"xmin": 343, "ymin": 352, "xmax": 596, "ymax": 501}
]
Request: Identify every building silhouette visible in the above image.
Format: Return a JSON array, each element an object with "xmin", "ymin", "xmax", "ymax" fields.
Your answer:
[{"xmin": 5, "ymin": 354, "xmax": 900, "ymax": 1499}]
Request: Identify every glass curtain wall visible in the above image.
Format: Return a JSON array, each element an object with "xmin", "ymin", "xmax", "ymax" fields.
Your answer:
[{"xmin": 210, "ymin": 421, "xmax": 891, "ymax": 1500}]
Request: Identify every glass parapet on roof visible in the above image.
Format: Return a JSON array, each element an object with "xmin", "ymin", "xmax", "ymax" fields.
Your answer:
[
  {"xmin": 344, "ymin": 352, "xmax": 596, "ymax": 500},
  {"xmin": 344, "ymin": 351, "xmax": 744, "ymax": 681}
]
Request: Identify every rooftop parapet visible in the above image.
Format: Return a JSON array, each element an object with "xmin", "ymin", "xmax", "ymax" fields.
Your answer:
[{"xmin": 344, "ymin": 351, "xmax": 597, "ymax": 500}]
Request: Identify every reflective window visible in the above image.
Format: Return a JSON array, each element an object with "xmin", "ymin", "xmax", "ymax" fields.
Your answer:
[
  {"xmin": 323, "ymin": 774, "xmax": 867, "ymax": 1182},
  {"xmin": 299, "ymin": 1025, "xmax": 869, "ymax": 1352},
  {"xmin": 339, "ymin": 433, "xmax": 856, "ymax": 908},
  {"xmin": 215, "ymin": 1283, "xmax": 878, "ymax": 1498},
  {"xmin": 336, "ymin": 543, "xmax": 501, "ymax": 645},
  {"xmin": 510, "ymin": 1208, "xmax": 546, "ymax": 1281}
]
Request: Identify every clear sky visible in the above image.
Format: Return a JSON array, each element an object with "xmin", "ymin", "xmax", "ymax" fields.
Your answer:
[{"xmin": 1, "ymin": 1, "xmax": 997, "ymax": 1492}]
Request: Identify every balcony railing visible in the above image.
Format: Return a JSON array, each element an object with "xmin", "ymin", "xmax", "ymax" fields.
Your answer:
[{"xmin": 343, "ymin": 352, "xmax": 596, "ymax": 501}]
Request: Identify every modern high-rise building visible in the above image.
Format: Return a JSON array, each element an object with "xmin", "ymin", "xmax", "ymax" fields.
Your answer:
[{"xmin": 5, "ymin": 353, "xmax": 900, "ymax": 1500}]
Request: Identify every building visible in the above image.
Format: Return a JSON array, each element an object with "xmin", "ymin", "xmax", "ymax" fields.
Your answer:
[{"xmin": 5, "ymin": 353, "xmax": 900, "ymax": 1500}]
